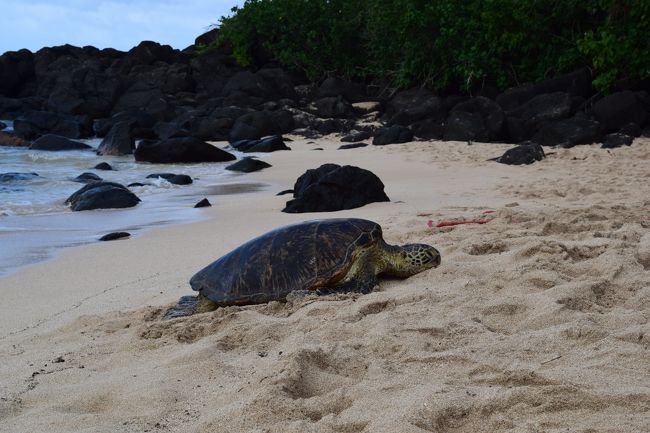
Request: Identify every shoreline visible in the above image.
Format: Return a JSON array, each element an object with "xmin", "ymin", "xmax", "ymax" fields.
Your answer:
[{"xmin": 1, "ymin": 137, "xmax": 649, "ymax": 432}]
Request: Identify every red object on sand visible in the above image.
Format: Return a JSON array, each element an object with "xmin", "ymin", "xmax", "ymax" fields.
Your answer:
[
  {"xmin": 429, "ymin": 219, "xmax": 491, "ymax": 228},
  {"xmin": 483, "ymin": 210, "xmax": 496, "ymax": 214}
]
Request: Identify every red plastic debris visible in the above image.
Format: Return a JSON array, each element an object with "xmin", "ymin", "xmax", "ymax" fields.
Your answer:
[
  {"xmin": 483, "ymin": 210, "xmax": 496, "ymax": 214},
  {"xmin": 429, "ymin": 219, "xmax": 491, "ymax": 228}
]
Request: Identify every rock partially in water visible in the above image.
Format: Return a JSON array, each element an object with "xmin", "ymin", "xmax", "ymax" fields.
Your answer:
[
  {"xmin": 99, "ymin": 232, "xmax": 131, "ymax": 241},
  {"xmin": 96, "ymin": 120, "xmax": 134, "ymax": 155},
  {"xmin": 65, "ymin": 181, "xmax": 141, "ymax": 211},
  {"xmin": 74, "ymin": 172, "xmax": 103, "ymax": 183},
  {"xmin": 194, "ymin": 198, "xmax": 211, "ymax": 208},
  {"xmin": 30, "ymin": 134, "xmax": 91, "ymax": 151},
  {"xmin": 134, "ymin": 137, "xmax": 236, "ymax": 163},
  {"xmin": 146, "ymin": 173, "xmax": 193, "ymax": 185},
  {"xmin": 94, "ymin": 162, "xmax": 113, "ymax": 171},
  {"xmin": 226, "ymin": 158, "xmax": 272, "ymax": 173},
  {"xmin": 0, "ymin": 172, "xmax": 39, "ymax": 182}
]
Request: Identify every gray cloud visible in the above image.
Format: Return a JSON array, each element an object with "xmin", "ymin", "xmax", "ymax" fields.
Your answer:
[{"xmin": 0, "ymin": 0, "xmax": 243, "ymax": 53}]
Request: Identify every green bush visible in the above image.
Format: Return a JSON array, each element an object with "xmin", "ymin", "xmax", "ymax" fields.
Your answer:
[{"xmin": 214, "ymin": 0, "xmax": 650, "ymax": 93}]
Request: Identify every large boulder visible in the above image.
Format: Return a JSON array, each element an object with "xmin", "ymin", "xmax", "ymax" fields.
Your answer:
[
  {"xmin": 496, "ymin": 68, "xmax": 593, "ymax": 111},
  {"xmin": 13, "ymin": 110, "xmax": 91, "ymax": 139},
  {"xmin": 134, "ymin": 137, "xmax": 236, "ymax": 163},
  {"xmin": 505, "ymin": 92, "xmax": 573, "ymax": 138},
  {"xmin": 314, "ymin": 96, "xmax": 355, "ymax": 119},
  {"xmin": 593, "ymin": 91, "xmax": 648, "ymax": 132},
  {"xmin": 0, "ymin": 49, "xmax": 35, "ymax": 97},
  {"xmin": 495, "ymin": 143, "xmax": 545, "ymax": 165},
  {"xmin": 443, "ymin": 97, "xmax": 505, "ymax": 142},
  {"xmin": 283, "ymin": 164, "xmax": 390, "ymax": 213},
  {"xmin": 229, "ymin": 110, "xmax": 294, "ymax": 142},
  {"xmin": 30, "ymin": 134, "xmax": 91, "ymax": 151},
  {"xmin": 97, "ymin": 121, "xmax": 134, "ymax": 155},
  {"xmin": 317, "ymin": 77, "xmax": 366, "ymax": 103},
  {"xmin": 65, "ymin": 181, "xmax": 141, "ymax": 211},
  {"xmin": 372, "ymin": 125, "xmax": 413, "ymax": 145},
  {"xmin": 532, "ymin": 116, "xmax": 601, "ymax": 147},
  {"xmin": 386, "ymin": 88, "xmax": 445, "ymax": 126}
]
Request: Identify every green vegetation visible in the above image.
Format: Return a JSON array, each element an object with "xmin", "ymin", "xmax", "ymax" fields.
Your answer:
[{"xmin": 215, "ymin": 0, "xmax": 650, "ymax": 93}]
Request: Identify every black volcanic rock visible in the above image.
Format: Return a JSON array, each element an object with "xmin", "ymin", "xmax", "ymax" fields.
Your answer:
[
  {"xmin": 97, "ymin": 121, "xmax": 134, "ymax": 155},
  {"xmin": 340, "ymin": 130, "xmax": 371, "ymax": 142},
  {"xmin": 230, "ymin": 135, "xmax": 290, "ymax": 153},
  {"xmin": 532, "ymin": 116, "xmax": 601, "ymax": 147},
  {"xmin": 338, "ymin": 142, "xmax": 369, "ymax": 150},
  {"xmin": 444, "ymin": 97, "xmax": 505, "ymax": 142},
  {"xmin": 601, "ymin": 133, "xmax": 633, "ymax": 149},
  {"xmin": 14, "ymin": 111, "xmax": 91, "ymax": 140},
  {"xmin": 386, "ymin": 88, "xmax": 445, "ymax": 126},
  {"xmin": 134, "ymin": 137, "xmax": 236, "ymax": 163},
  {"xmin": 283, "ymin": 163, "xmax": 390, "ymax": 213},
  {"xmin": 505, "ymin": 92, "xmax": 573, "ymax": 137},
  {"xmin": 146, "ymin": 173, "xmax": 193, "ymax": 185},
  {"xmin": 314, "ymin": 96, "xmax": 355, "ymax": 119},
  {"xmin": 94, "ymin": 162, "xmax": 113, "ymax": 171},
  {"xmin": 495, "ymin": 143, "xmax": 545, "ymax": 165},
  {"xmin": 94, "ymin": 110, "xmax": 156, "ymax": 138},
  {"xmin": 74, "ymin": 172, "xmax": 103, "ymax": 183},
  {"xmin": 372, "ymin": 125, "xmax": 413, "ymax": 145},
  {"xmin": 99, "ymin": 232, "xmax": 131, "ymax": 241},
  {"xmin": 194, "ymin": 198, "xmax": 211, "ymax": 208},
  {"xmin": 593, "ymin": 91, "xmax": 648, "ymax": 132},
  {"xmin": 229, "ymin": 110, "xmax": 294, "ymax": 142},
  {"xmin": 0, "ymin": 131, "xmax": 29, "ymax": 147},
  {"xmin": 0, "ymin": 49, "xmax": 35, "ymax": 97},
  {"xmin": 65, "ymin": 181, "xmax": 140, "ymax": 211},
  {"xmin": 226, "ymin": 157, "xmax": 272, "ymax": 173},
  {"xmin": 30, "ymin": 134, "xmax": 91, "ymax": 151}
]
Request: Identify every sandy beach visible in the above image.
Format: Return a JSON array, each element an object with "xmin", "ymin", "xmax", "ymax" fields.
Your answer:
[{"xmin": 1, "ymin": 137, "xmax": 649, "ymax": 432}]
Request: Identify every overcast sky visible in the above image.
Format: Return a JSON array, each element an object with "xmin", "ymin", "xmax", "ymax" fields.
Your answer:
[{"xmin": 0, "ymin": 0, "xmax": 244, "ymax": 54}]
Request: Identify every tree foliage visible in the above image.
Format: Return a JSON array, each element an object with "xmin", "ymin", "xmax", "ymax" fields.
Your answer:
[{"xmin": 215, "ymin": 0, "xmax": 650, "ymax": 92}]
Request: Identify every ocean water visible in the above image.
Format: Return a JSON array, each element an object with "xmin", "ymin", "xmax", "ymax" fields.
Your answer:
[{"xmin": 0, "ymin": 123, "xmax": 263, "ymax": 276}]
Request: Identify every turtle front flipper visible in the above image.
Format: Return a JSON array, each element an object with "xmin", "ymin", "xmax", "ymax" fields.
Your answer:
[{"xmin": 163, "ymin": 294, "xmax": 218, "ymax": 319}]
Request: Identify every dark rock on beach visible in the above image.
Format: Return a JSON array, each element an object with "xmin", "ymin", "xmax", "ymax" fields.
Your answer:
[
  {"xmin": 127, "ymin": 182, "xmax": 148, "ymax": 187},
  {"xmin": 94, "ymin": 162, "xmax": 113, "ymax": 170},
  {"xmin": 146, "ymin": 173, "xmax": 193, "ymax": 185},
  {"xmin": 593, "ymin": 91, "xmax": 648, "ymax": 132},
  {"xmin": 386, "ymin": 88, "xmax": 445, "ymax": 126},
  {"xmin": 283, "ymin": 163, "xmax": 390, "ymax": 213},
  {"xmin": 230, "ymin": 135, "xmax": 290, "ymax": 153},
  {"xmin": 495, "ymin": 142, "xmax": 545, "ymax": 165},
  {"xmin": 13, "ymin": 111, "xmax": 91, "ymax": 140},
  {"xmin": 314, "ymin": 96, "xmax": 355, "ymax": 119},
  {"xmin": 194, "ymin": 198, "xmax": 212, "ymax": 208},
  {"xmin": 340, "ymin": 130, "xmax": 371, "ymax": 142},
  {"xmin": 532, "ymin": 116, "xmax": 601, "ymax": 147},
  {"xmin": 444, "ymin": 97, "xmax": 505, "ymax": 142},
  {"xmin": 338, "ymin": 142, "xmax": 368, "ymax": 150},
  {"xmin": 74, "ymin": 172, "xmax": 103, "ymax": 183},
  {"xmin": 30, "ymin": 134, "xmax": 91, "ymax": 151},
  {"xmin": 229, "ymin": 110, "xmax": 294, "ymax": 142},
  {"xmin": 99, "ymin": 232, "xmax": 131, "ymax": 241},
  {"xmin": 373, "ymin": 125, "xmax": 413, "ymax": 146},
  {"xmin": 65, "ymin": 181, "xmax": 141, "ymax": 211},
  {"xmin": 96, "ymin": 120, "xmax": 134, "ymax": 155},
  {"xmin": 134, "ymin": 137, "xmax": 236, "ymax": 163},
  {"xmin": 601, "ymin": 133, "xmax": 633, "ymax": 149},
  {"xmin": 226, "ymin": 158, "xmax": 272, "ymax": 173}
]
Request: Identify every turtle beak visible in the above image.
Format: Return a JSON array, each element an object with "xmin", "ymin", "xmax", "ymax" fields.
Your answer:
[{"xmin": 427, "ymin": 248, "xmax": 441, "ymax": 268}]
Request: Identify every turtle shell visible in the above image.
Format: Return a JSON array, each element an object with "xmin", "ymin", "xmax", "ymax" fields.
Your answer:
[{"xmin": 189, "ymin": 218, "xmax": 383, "ymax": 305}]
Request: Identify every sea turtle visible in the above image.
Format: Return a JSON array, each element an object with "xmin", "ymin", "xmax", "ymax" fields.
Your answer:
[{"xmin": 166, "ymin": 218, "xmax": 440, "ymax": 317}]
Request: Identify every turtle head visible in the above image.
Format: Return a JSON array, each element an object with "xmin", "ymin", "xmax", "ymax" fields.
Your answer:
[{"xmin": 384, "ymin": 243, "xmax": 441, "ymax": 277}]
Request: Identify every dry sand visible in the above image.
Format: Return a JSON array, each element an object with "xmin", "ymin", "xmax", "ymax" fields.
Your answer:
[{"xmin": 1, "ymin": 137, "xmax": 649, "ymax": 433}]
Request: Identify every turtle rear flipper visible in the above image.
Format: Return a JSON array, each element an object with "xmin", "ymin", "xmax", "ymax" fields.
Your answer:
[{"xmin": 163, "ymin": 294, "xmax": 217, "ymax": 319}]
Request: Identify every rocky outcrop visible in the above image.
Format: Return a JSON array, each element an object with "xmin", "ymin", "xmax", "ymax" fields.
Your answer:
[
  {"xmin": 14, "ymin": 111, "xmax": 91, "ymax": 140},
  {"xmin": 283, "ymin": 163, "xmax": 390, "ymax": 213},
  {"xmin": 230, "ymin": 135, "xmax": 290, "ymax": 153},
  {"xmin": 65, "ymin": 181, "xmax": 140, "ymax": 211},
  {"xmin": 134, "ymin": 137, "xmax": 236, "ymax": 163},
  {"xmin": 593, "ymin": 91, "xmax": 648, "ymax": 132},
  {"xmin": 228, "ymin": 110, "xmax": 294, "ymax": 142},
  {"xmin": 443, "ymin": 97, "xmax": 505, "ymax": 142}
]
